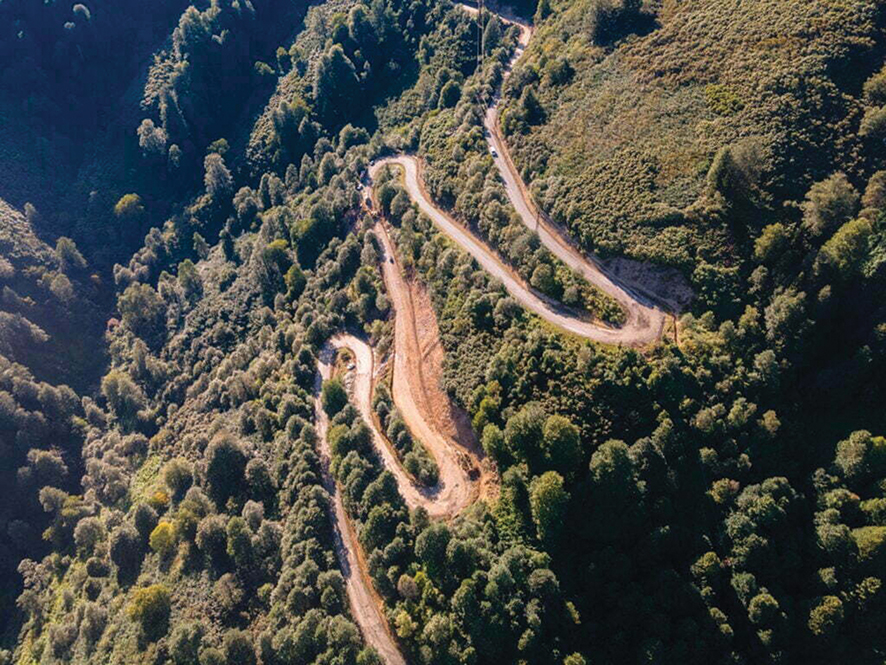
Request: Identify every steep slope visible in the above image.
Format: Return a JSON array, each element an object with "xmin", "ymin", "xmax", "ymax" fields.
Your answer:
[
  {"xmin": 503, "ymin": 0, "xmax": 885, "ymax": 271},
  {"xmin": 0, "ymin": 200, "xmax": 104, "ymax": 639},
  {"xmin": 8, "ymin": 1, "xmax": 886, "ymax": 665}
]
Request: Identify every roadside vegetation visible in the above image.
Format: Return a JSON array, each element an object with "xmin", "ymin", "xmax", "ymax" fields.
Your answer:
[
  {"xmin": 373, "ymin": 379, "xmax": 440, "ymax": 487},
  {"xmin": 414, "ymin": 18, "xmax": 626, "ymax": 325},
  {"xmin": 1, "ymin": 0, "xmax": 886, "ymax": 664},
  {"xmin": 503, "ymin": 0, "xmax": 883, "ymax": 273}
]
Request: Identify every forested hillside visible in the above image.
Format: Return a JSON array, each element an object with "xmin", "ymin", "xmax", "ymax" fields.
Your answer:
[
  {"xmin": 1, "ymin": 0, "xmax": 886, "ymax": 663},
  {"xmin": 0, "ymin": 203, "xmax": 103, "ymax": 643}
]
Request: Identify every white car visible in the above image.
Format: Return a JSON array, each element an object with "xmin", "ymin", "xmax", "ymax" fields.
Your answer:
[{"xmin": 490, "ymin": 147, "xmax": 498, "ymax": 158}]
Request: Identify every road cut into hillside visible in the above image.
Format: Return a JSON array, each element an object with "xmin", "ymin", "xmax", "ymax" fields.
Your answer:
[{"xmin": 314, "ymin": 6, "xmax": 687, "ymax": 663}]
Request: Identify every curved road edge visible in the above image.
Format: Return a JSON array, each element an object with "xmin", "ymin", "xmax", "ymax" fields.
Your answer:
[
  {"xmin": 325, "ymin": 333, "xmax": 478, "ymax": 518},
  {"xmin": 314, "ymin": 341, "xmax": 407, "ymax": 665},
  {"xmin": 479, "ymin": 3, "xmax": 677, "ymax": 338},
  {"xmin": 369, "ymin": 156, "xmax": 663, "ymax": 346},
  {"xmin": 373, "ymin": 221, "xmax": 487, "ymax": 515}
]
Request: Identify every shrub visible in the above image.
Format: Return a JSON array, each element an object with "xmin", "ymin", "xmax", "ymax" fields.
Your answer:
[
  {"xmin": 223, "ymin": 630, "xmax": 256, "ymax": 665},
  {"xmin": 114, "ymin": 193, "xmax": 146, "ymax": 222},
  {"xmin": 196, "ymin": 514, "xmax": 228, "ymax": 566},
  {"xmin": 101, "ymin": 370, "xmax": 147, "ymax": 426},
  {"xmin": 128, "ymin": 584, "xmax": 171, "ymax": 640},
  {"xmin": 204, "ymin": 153, "xmax": 234, "ymax": 202},
  {"xmin": 110, "ymin": 525, "xmax": 142, "ymax": 581},
  {"xmin": 864, "ymin": 67, "xmax": 886, "ymax": 105},
  {"xmin": 74, "ymin": 516, "xmax": 105, "ymax": 557},
  {"xmin": 205, "ymin": 431, "xmax": 247, "ymax": 504},
  {"xmin": 55, "ymin": 237, "xmax": 87, "ymax": 274},
  {"xmin": 860, "ymin": 106, "xmax": 886, "ymax": 141},
  {"xmin": 117, "ymin": 283, "xmax": 167, "ymax": 348},
  {"xmin": 802, "ymin": 173, "xmax": 860, "ymax": 237},
  {"xmin": 322, "ymin": 378, "xmax": 348, "ymax": 416},
  {"xmin": 170, "ymin": 621, "xmax": 205, "ymax": 665},
  {"xmin": 754, "ymin": 223, "xmax": 789, "ymax": 264},
  {"xmin": 541, "ymin": 415, "xmax": 582, "ymax": 476},
  {"xmin": 150, "ymin": 521, "xmax": 177, "ymax": 557},
  {"xmin": 808, "ymin": 595, "xmax": 844, "ymax": 638},
  {"xmin": 817, "ymin": 218, "xmax": 872, "ymax": 280},
  {"xmin": 164, "ymin": 458, "xmax": 194, "ymax": 499},
  {"xmin": 748, "ymin": 593, "xmax": 780, "ymax": 626},
  {"xmin": 134, "ymin": 503, "xmax": 159, "ymax": 540},
  {"xmin": 529, "ymin": 471, "xmax": 569, "ymax": 546}
]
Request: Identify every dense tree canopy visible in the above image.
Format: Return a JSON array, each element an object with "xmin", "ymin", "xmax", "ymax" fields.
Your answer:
[{"xmin": 3, "ymin": 1, "xmax": 886, "ymax": 664}]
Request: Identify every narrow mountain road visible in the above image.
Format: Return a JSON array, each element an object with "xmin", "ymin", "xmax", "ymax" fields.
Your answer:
[
  {"xmin": 322, "ymin": 331, "xmax": 481, "ymax": 518},
  {"xmin": 315, "ymin": 6, "xmax": 682, "ymax": 663},
  {"xmin": 370, "ymin": 156, "xmax": 664, "ymax": 345},
  {"xmin": 373, "ymin": 220, "xmax": 491, "ymax": 514},
  {"xmin": 314, "ymin": 346, "xmax": 407, "ymax": 665},
  {"xmin": 484, "ymin": 25, "xmax": 671, "ymax": 341},
  {"xmin": 369, "ymin": 7, "xmax": 672, "ymax": 346},
  {"xmin": 314, "ymin": 325, "xmax": 486, "ymax": 663}
]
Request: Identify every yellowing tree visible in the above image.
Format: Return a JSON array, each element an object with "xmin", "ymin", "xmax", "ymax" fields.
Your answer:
[
  {"xmin": 128, "ymin": 584, "xmax": 171, "ymax": 640},
  {"xmin": 114, "ymin": 193, "xmax": 146, "ymax": 222},
  {"xmin": 150, "ymin": 521, "xmax": 176, "ymax": 557}
]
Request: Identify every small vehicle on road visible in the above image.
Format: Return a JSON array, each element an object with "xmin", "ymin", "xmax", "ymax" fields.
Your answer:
[{"xmin": 489, "ymin": 146, "xmax": 498, "ymax": 158}]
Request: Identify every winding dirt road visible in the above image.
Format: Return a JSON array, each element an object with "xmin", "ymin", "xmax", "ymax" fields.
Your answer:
[
  {"xmin": 314, "ymin": 345, "xmax": 407, "ymax": 665},
  {"xmin": 313, "ymin": 320, "xmax": 487, "ymax": 662},
  {"xmin": 371, "ymin": 156, "xmax": 666, "ymax": 345},
  {"xmin": 374, "ymin": 221, "xmax": 491, "ymax": 514},
  {"xmin": 314, "ymin": 6, "xmax": 683, "ymax": 663},
  {"xmin": 484, "ymin": 24, "xmax": 673, "ymax": 342},
  {"xmin": 368, "ymin": 8, "xmax": 673, "ymax": 347},
  {"xmin": 322, "ymin": 330, "xmax": 481, "ymax": 518}
]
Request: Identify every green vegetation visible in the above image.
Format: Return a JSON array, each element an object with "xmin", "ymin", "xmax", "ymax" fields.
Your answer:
[
  {"xmin": 325, "ymin": 379, "xmax": 575, "ymax": 662},
  {"xmin": 503, "ymin": 0, "xmax": 884, "ymax": 274},
  {"xmin": 413, "ymin": 22, "xmax": 626, "ymax": 325},
  {"xmin": 321, "ymin": 377, "xmax": 349, "ymax": 417},
  {"xmin": 127, "ymin": 584, "xmax": 171, "ymax": 640},
  {"xmin": 373, "ymin": 380, "xmax": 440, "ymax": 486},
  {"xmin": 3, "ymin": 0, "xmax": 886, "ymax": 664}
]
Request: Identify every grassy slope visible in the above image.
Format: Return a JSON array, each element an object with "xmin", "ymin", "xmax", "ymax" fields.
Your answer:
[{"xmin": 504, "ymin": 0, "xmax": 883, "ymax": 268}]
